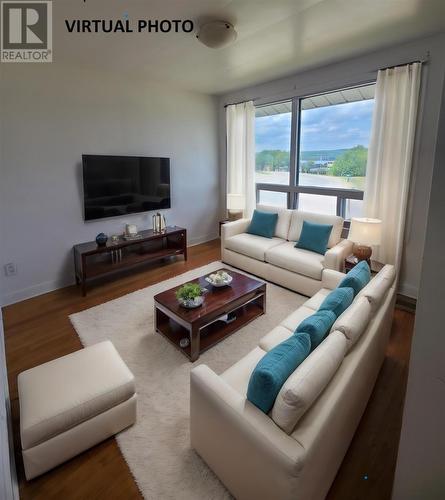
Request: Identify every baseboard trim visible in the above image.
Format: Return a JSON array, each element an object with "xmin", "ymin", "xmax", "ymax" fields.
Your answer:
[
  {"xmin": 1, "ymin": 277, "xmax": 75, "ymax": 307},
  {"xmin": 188, "ymin": 232, "xmax": 219, "ymax": 247},
  {"xmin": 0, "ymin": 234, "xmax": 220, "ymax": 307},
  {"xmin": 396, "ymin": 293, "xmax": 417, "ymax": 313}
]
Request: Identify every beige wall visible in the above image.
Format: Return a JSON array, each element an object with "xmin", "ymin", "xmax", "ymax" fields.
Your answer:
[
  {"xmin": 392, "ymin": 68, "xmax": 445, "ymax": 500},
  {"xmin": 0, "ymin": 63, "xmax": 220, "ymax": 305}
]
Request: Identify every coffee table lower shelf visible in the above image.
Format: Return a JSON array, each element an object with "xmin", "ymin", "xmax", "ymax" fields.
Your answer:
[{"xmin": 155, "ymin": 294, "xmax": 265, "ymax": 361}]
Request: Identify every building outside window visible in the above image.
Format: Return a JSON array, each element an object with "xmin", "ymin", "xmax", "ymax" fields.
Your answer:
[{"xmin": 255, "ymin": 84, "xmax": 375, "ymax": 218}]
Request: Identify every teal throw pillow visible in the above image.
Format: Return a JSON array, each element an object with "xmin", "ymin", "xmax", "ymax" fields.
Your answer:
[
  {"xmin": 319, "ymin": 287, "xmax": 354, "ymax": 317},
  {"xmin": 295, "ymin": 220, "xmax": 333, "ymax": 255},
  {"xmin": 338, "ymin": 260, "xmax": 371, "ymax": 296},
  {"xmin": 247, "ymin": 333, "xmax": 311, "ymax": 413},
  {"xmin": 247, "ymin": 209, "xmax": 278, "ymax": 239},
  {"xmin": 295, "ymin": 310, "xmax": 337, "ymax": 350}
]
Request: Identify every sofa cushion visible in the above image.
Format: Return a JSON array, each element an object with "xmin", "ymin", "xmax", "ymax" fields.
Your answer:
[
  {"xmin": 338, "ymin": 260, "xmax": 371, "ymax": 296},
  {"xmin": 18, "ymin": 341, "xmax": 135, "ymax": 450},
  {"xmin": 332, "ymin": 296, "xmax": 372, "ymax": 351},
  {"xmin": 304, "ymin": 288, "xmax": 331, "ymax": 310},
  {"xmin": 221, "ymin": 346, "xmax": 267, "ymax": 396},
  {"xmin": 357, "ymin": 264, "xmax": 396, "ymax": 312},
  {"xmin": 295, "ymin": 220, "xmax": 333, "ymax": 255},
  {"xmin": 271, "ymin": 331, "xmax": 347, "ymax": 434},
  {"xmin": 259, "ymin": 326, "xmax": 293, "ymax": 352},
  {"xmin": 247, "ymin": 209, "xmax": 278, "ymax": 238},
  {"xmin": 288, "ymin": 210, "xmax": 343, "ymax": 248},
  {"xmin": 247, "ymin": 333, "xmax": 311, "ymax": 413},
  {"xmin": 257, "ymin": 204, "xmax": 292, "ymax": 240},
  {"xmin": 319, "ymin": 287, "xmax": 355, "ymax": 317},
  {"xmin": 265, "ymin": 242, "xmax": 324, "ymax": 280},
  {"xmin": 321, "ymin": 269, "xmax": 347, "ymax": 290},
  {"xmin": 295, "ymin": 310, "xmax": 337, "ymax": 350},
  {"xmin": 280, "ymin": 306, "xmax": 315, "ymax": 332},
  {"xmin": 225, "ymin": 233, "xmax": 284, "ymax": 261}
]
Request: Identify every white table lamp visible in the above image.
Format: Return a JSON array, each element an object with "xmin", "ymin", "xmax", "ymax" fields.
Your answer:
[
  {"xmin": 227, "ymin": 194, "xmax": 245, "ymax": 219},
  {"xmin": 348, "ymin": 217, "xmax": 382, "ymax": 262}
]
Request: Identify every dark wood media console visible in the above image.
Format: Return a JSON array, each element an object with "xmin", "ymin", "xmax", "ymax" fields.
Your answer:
[{"xmin": 73, "ymin": 226, "xmax": 187, "ymax": 296}]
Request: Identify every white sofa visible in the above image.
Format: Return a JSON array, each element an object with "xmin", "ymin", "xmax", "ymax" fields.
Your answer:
[
  {"xmin": 191, "ymin": 264, "xmax": 396, "ymax": 500},
  {"xmin": 221, "ymin": 205, "xmax": 353, "ymax": 296}
]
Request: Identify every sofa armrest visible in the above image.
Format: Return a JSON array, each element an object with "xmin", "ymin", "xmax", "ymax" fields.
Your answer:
[
  {"xmin": 190, "ymin": 365, "xmax": 305, "ymax": 493},
  {"xmin": 321, "ymin": 269, "xmax": 346, "ymax": 290},
  {"xmin": 221, "ymin": 218, "xmax": 251, "ymax": 242},
  {"xmin": 324, "ymin": 239, "xmax": 353, "ymax": 271}
]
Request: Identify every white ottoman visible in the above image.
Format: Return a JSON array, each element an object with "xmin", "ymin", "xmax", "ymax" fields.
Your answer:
[{"xmin": 18, "ymin": 341, "xmax": 136, "ymax": 480}]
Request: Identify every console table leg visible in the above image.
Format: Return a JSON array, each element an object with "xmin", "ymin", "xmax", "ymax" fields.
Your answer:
[
  {"xmin": 81, "ymin": 255, "xmax": 87, "ymax": 297},
  {"xmin": 180, "ymin": 231, "xmax": 187, "ymax": 261},
  {"xmin": 190, "ymin": 325, "xmax": 200, "ymax": 362}
]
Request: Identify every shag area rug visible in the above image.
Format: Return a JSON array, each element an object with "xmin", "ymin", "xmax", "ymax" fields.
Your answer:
[{"xmin": 70, "ymin": 262, "xmax": 306, "ymax": 499}]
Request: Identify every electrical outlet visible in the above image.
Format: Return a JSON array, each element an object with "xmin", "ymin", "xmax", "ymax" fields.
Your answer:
[{"xmin": 4, "ymin": 263, "xmax": 17, "ymax": 276}]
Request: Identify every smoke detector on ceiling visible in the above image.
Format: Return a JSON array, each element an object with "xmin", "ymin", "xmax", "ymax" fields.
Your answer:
[{"xmin": 196, "ymin": 21, "xmax": 237, "ymax": 49}]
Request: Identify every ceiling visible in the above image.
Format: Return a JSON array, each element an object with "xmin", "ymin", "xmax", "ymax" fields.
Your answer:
[
  {"xmin": 55, "ymin": 0, "xmax": 445, "ymax": 95},
  {"xmin": 255, "ymin": 83, "xmax": 376, "ymax": 116}
]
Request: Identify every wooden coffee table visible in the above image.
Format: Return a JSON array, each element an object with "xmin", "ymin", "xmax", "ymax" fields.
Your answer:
[{"xmin": 154, "ymin": 269, "xmax": 266, "ymax": 361}]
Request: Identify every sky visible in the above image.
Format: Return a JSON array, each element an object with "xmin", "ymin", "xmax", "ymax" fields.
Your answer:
[{"xmin": 255, "ymin": 99, "xmax": 374, "ymax": 152}]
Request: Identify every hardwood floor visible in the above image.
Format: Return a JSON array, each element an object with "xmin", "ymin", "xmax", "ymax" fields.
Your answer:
[{"xmin": 2, "ymin": 239, "xmax": 414, "ymax": 500}]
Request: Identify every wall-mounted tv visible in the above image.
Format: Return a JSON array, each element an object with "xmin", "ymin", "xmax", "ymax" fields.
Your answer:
[{"xmin": 82, "ymin": 155, "xmax": 171, "ymax": 221}]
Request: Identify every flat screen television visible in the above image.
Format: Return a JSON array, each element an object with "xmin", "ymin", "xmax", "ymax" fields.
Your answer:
[{"xmin": 82, "ymin": 155, "xmax": 171, "ymax": 221}]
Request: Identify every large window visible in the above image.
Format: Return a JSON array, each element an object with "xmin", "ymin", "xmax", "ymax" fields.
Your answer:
[
  {"xmin": 255, "ymin": 84, "xmax": 375, "ymax": 219},
  {"xmin": 255, "ymin": 101, "xmax": 292, "ymax": 186}
]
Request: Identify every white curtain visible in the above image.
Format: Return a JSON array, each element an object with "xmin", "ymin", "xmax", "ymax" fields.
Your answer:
[
  {"xmin": 363, "ymin": 62, "xmax": 421, "ymax": 269},
  {"xmin": 226, "ymin": 101, "xmax": 256, "ymax": 217}
]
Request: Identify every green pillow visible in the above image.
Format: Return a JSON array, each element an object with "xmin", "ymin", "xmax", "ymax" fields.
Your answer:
[
  {"xmin": 338, "ymin": 260, "xmax": 371, "ymax": 296},
  {"xmin": 247, "ymin": 333, "xmax": 311, "ymax": 413},
  {"xmin": 247, "ymin": 209, "xmax": 278, "ymax": 239},
  {"xmin": 295, "ymin": 220, "xmax": 333, "ymax": 255},
  {"xmin": 319, "ymin": 287, "xmax": 354, "ymax": 317},
  {"xmin": 295, "ymin": 310, "xmax": 337, "ymax": 350}
]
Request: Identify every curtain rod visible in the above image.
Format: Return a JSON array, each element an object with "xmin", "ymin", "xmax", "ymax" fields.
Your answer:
[
  {"xmin": 223, "ymin": 56, "xmax": 429, "ymax": 108},
  {"xmin": 374, "ymin": 55, "xmax": 429, "ymax": 73},
  {"xmin": 223, "ymin": 98, "xmax": 259, "ymax": 108}
]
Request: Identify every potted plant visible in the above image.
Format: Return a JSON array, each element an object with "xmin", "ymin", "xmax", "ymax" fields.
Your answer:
[{"xmin": 175, "ymin": 282, "xmax": 206, "ymax": 308}]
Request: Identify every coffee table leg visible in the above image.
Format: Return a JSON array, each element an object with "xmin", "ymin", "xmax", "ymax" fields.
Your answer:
[
  {"xmin": 190, "ymin": 325, "xmax": 200, "ymax": 362},
  {"xmin": 259, "ymin": 291, "xmax": 266, "ymax": 314}
]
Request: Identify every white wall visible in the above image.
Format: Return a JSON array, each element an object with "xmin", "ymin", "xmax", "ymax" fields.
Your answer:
[
  {"xmin": 0, "ymin": 64, "xmax": 220, "ymax": 305},
  {"xmin": 218, "ymin": 33, "xmax": 445, "ymax": 298},
  {"xmin": 0, "ymin": 313, "xmax": 18, "ymax": 499},
  {"xmin": 391, "ymin": 68, "xmax": 445, "ymax": 500}
]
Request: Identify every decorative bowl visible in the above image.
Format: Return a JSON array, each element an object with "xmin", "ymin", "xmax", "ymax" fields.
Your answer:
[
  {"xmin": 179, "ymin": 296, "xmax": 204, "ymax": 309},
  {"xmin": 205, "ymin": 271, "xmax": 233, "ymax": 288},
  {"xmin": 179, "ymin": 337, "xmax": 190, "ymax": 348}
]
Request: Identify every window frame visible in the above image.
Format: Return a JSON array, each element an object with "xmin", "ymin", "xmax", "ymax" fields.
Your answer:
[{"xmin": 254, "ymin": 83, "xmax": 375, "ymax": 218}]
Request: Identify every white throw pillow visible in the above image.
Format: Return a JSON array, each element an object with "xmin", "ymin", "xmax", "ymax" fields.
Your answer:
[
  {"xmin": 357, "ymin": 265, "xmax": 396, "ymax": 312},
  {"xmin": 271, "ymin": 331, "xmax": 347, "ymax": 434},
  {"xmin": 332, "ymin": 296, "xmax": 371, "ymax": 351}
]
